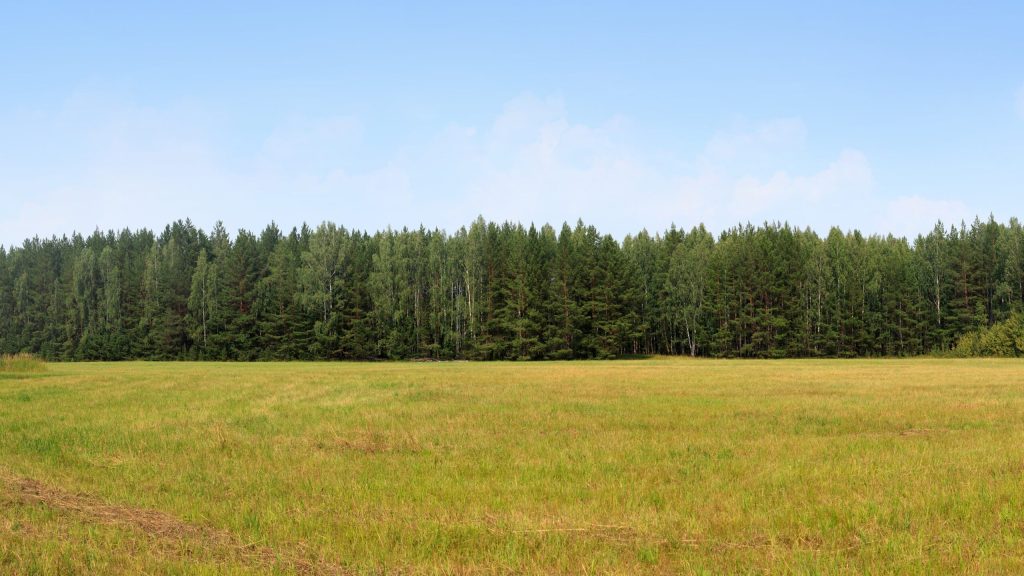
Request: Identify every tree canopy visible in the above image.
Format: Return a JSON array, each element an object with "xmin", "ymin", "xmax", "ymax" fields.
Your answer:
[{"xmin": 2, "ymin": 216, "xmax": 1022, "ymax": 360}]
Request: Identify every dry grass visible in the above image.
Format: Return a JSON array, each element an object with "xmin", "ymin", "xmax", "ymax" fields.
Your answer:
[
  {"xmin": 2, "ymin": 358, "xmax": 1024, "ymax": 574},
  {"xmin": 0, "ymin": 353, "xmax": 46, "ymax": 374}
]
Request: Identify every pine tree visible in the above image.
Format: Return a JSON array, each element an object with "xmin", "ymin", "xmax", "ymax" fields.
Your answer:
[{"xmin": 4, "ymin": 216, "xmax": 1024, "ymax": 360}]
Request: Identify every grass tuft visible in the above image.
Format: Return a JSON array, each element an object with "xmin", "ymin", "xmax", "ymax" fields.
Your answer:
[{"xmin": 0, "ymin": 353, "xmax": 47, "ymax": 373}]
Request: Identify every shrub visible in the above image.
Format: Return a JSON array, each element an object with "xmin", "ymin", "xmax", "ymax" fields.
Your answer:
[
  {"xmin": 953, "ymin": 331, "xmax": 982, "ymax": 357},
  {"xmin": 953, "ymin": 313, "xmax": 1024, "ymax": 357}
]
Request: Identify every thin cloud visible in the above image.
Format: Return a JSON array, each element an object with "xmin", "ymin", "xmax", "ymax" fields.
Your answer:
[
  {"xmin": 880, "ymin": 196, "xmax": 972, "ymax": 240},
  {"xmin": 729, "ymin": 150, "xmax": 873, "ymax": 218},
  {"xmin": 0, "ymin": 90, "xmax": 980, "ymax": 246}
]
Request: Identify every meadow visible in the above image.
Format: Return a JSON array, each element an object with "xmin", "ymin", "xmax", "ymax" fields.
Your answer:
[{"xmin": 2, "ymin": 358, "xmax": 1024, "ymax": 575}]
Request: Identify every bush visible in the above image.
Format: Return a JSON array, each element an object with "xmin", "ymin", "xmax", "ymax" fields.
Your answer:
[
  {"xmin": 979, "ymin": 322, "xmax": 1017, "ymax": 357},
  {"xmin": 953, "ymin": 331, "xmax": 982, "ymax": 357},
  {"xmin": 0, "ymin": 353, "xmax": 47, "ymax": 373},
  {"xmin": 953, "ymin": 313, "xmax": 1024, "ymax": 357}
]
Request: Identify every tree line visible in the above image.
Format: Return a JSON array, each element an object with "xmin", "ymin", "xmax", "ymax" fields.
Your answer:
[{"xmin": 1, "ymin": 216, "xmax": 1022, "ymax": 360}]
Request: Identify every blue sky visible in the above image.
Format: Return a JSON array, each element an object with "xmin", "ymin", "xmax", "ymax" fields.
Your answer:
[{"xmin": 2, "ymin": 1, "xmax": 1023, "ymax": 246}]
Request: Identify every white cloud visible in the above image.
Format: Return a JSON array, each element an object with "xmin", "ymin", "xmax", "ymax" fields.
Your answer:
[
  {"xmin": 0, "ymin": 92, "xmax": 231, "ymax": 245},
  {"xmin": 704, "ymin": 118, "xmax": 806, "ymax": 164},
  {"xmin": 408, "ymin": 97, "xmax": 874, "ymax": 235},
  {"xmin": 728, "ymin": 149, "xmax": 873, "ymax": 220},
  {"xmin": 258, "ymin": 115, "xmax": 362, "ymax": 167},
  {"xmin": 879, "ymin": 196, "xmax": 971, "ymax": 239},
  {"xmin": 0, "ymin": 90, "xmax": 977, "ymax": 246}
]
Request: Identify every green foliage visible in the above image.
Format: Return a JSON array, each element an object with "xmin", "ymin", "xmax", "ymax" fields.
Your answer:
[
  {"xmin": 2, "ymin": 216, "xmax": 1024, "ymax": 360},
  {"xmin": 954, "ymin": 313, "xmax": 1024, "ymax": 357}
]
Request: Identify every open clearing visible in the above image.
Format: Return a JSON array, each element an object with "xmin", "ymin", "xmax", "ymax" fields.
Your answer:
[{"xmin": 2, "ymin": 359, "xmax": 1024, "ymax": 574}]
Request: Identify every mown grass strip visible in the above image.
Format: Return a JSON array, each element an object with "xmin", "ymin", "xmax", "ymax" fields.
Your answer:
[{"xmin": 0, "ymin": 469, "xmax": 353, "ymax": 575}]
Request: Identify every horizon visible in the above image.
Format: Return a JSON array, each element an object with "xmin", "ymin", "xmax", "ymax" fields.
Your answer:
[
  {"xmin": 2, "ymin": 2, "xmax": 1023, "ymax": 246},
  {"xmin": 0, "ymin": 212, "xmax": 1019, "ymax": 251}
]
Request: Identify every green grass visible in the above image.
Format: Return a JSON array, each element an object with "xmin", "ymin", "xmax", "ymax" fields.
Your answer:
[{"xmin": 2, "ymin": 358, "xmax": 1024, "ymax": 574}]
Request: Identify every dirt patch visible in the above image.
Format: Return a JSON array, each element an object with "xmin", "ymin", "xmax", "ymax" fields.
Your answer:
[
  {"xmin": 899, "ymin": 428, "xmax": 939, "ymax": 437},
  {"xmin": 312, "ymin": 429, "xmax": 423, "ymax": 455},
  {"xmin": 0, "ymin": 470, "xmax": 352, "ymax": 575}
]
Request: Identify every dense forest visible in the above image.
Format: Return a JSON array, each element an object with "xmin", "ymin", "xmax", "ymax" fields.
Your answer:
[{"xmin": 1, "ymin": 216, "xmax": 1022, "ymax": 360}]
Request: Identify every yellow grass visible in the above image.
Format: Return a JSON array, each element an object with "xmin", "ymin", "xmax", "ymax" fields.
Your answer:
[{"xmin": 2, "ymin": 358, "xmax": 1024, "ymax": 574}]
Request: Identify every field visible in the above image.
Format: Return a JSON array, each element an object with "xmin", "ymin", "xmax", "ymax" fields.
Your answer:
[{"xmin": 2, "ymin": 359, "xmax": 1024, "ymax": 575}]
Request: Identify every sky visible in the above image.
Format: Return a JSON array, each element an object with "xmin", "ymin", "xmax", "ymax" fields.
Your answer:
[{"xmin": 2, "ymin": 1, "xmax": 1023, "ymax": 246}]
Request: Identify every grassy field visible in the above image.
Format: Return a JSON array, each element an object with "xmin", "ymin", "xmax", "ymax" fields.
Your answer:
[{"xmin": 2, "ymin": 359, "xmax": 1024, "ymax": 574}]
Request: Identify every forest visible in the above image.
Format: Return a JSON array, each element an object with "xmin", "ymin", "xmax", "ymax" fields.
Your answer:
[{"xmin": 1, "ymin": 216, "xmax": 1022, "ymax": 360}]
